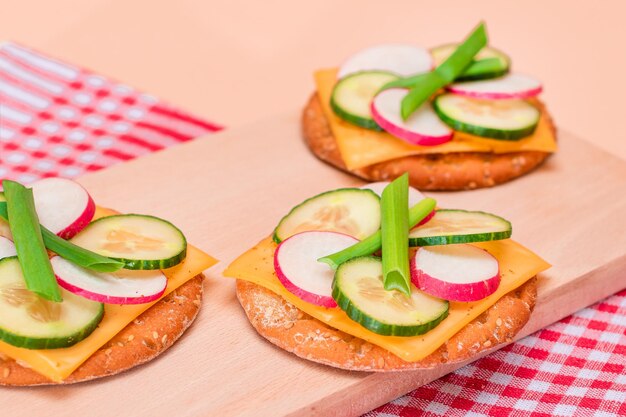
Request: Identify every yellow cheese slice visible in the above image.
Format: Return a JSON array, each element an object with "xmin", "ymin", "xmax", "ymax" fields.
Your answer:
[
  {"xmin": 224, "ymin": 236, "xmax": 550, "ymax": 362},
  {"xmin": 314, "ymin": 68, "xmax": 558, "ymax": 170},
  {"xmin": 0, "ymin": 207, "xmax": 218, "ymax": 382}
]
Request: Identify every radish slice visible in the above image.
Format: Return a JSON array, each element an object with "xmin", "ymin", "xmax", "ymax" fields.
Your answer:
[
  {"xmin": 274, "ymin": 231, "xmax": 358, "ymax": 307},
  {"xmin": 338, "ymin": 44, "xmax": 433, "ymax": 78},
  {"xmin": 360, "ymin": 181, "xmax": 425, "ymax": 207},
  {"xmin": 371, "ymin": 89, "xmax": 453, "ymax": 146},
  {"xmin": 0, "ymin": 236, "xmax": 16, "ymax": 260},
  {"xmin": 360, "ymin": 182, "xmax": 434, "ymax": 226},
  {"xmin": 51, "ymin": 256, "xmax": 167, "ymax": 305},
  {"xmin": 418, "ymin": 210, "xmax": 436, "ymax": 227},
  {"xmin": 411, "ymin": 245, "xmax": 500, "ymax": 302},
  {"xmin": 447, "ymin": 74, "xmax": 543, "ymax": 100},
  {"xmin": 31, "ymin": 178, "xmax": 96, "ymax": 239}
]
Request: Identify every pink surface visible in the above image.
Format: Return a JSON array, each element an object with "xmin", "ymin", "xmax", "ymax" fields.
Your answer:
[
  {"xmin": 1, "ymin": 8, "xmax": 625, "ymax": 416},
  {"xmin": 0, "ymin": 0, "xmax": 623, "ymax": 160}
]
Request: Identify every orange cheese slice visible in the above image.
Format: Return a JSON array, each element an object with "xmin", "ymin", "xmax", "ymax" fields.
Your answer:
[
  {"xmin": 314, "ymin": 68, "xmax": 558, "ymax": 170},
  {"xmin": 224, "ymin": 236, "xmax": 550, "ymax": 362},
  {"xmin": 0, "ymin": 207, "xmax": 218, "ymax": 382}
]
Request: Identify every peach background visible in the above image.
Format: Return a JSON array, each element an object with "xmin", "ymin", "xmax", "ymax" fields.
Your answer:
[{"xmin": 1, "ymin": 0, "xmax": 625, "ymax": 159}]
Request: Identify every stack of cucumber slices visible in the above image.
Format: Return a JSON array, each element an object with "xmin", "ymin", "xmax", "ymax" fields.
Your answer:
[
  {"xmin": 0, "ymin": 178, "xmax": 187, "ymax": 350},
  {"xmin": 271, "ymin": 179, "xmax": 512, "ymax": 337},
  {"xmin": 331, "ymin": 23, "xmax": 543, "ymax": 145}
]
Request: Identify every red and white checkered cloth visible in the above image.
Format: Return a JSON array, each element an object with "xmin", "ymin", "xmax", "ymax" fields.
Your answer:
[
  {"xmin": 1, "ymin": 44, "xmax": 624, "ymax": 417},
  {"xmin": 366, "ymin": 289, "xmax": 626, "ymax": 417},
  {"xmin": 0, "ymin": 42, "xmax": 221, "ymax": 183}
]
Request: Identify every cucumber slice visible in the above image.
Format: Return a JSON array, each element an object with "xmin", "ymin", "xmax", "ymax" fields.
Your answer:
[
  {"xmin": 273, "ymin": 188, "xmax": 381, "ymax": 243},
  {"xmin": 431, "ymin": 43, "xmax": 510, "ymax": 81},
  {"xmin": 0, "ymin": 257, "xmax": 104, "ymax": 349},
  {"xmin": 433, "ymin": 94, "xmax": 540, "ymax": 140},
  {"xmin": 71, "ymin": 214, "xmax": 187, "ymax": 270},
  {"xmin": 332, "ymin": 256, "xmax": 449, "ymax": 336},
  {"xmin": 409, "ymin": 209, "xmax": 511, "ymax": 246},
  {"xmin": 331, "ymin": 71, "xmax": 400, "ymax": 130}
]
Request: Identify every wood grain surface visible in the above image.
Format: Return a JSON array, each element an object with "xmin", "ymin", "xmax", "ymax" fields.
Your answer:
[{"xmin": 3, "ymin": 114, "xmax": 626, "ymax": 417}]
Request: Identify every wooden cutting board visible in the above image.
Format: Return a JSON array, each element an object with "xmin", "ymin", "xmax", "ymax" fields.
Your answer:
[{"xmin": 4, "ymin": 114, "xmax": 626, "ymax": 417}]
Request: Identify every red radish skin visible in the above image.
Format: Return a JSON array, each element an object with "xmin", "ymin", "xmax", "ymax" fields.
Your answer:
[
  {"xmin": 411, "ymin": 245, "xmax": 500, "ymax": 302},
  {"xmin": 274, "ymin": 231, "xmax": 358, "ymax": 308},
  {"xmin": 417, "ymin": 210, "xmax": 435, "ymax": 226},
  {"xmin": 31, "ymin": 178, "xmax": 96, "ymax": 239},
  {"xmin": 56, "ymin": 276, "xmax": 166, "ymax": 305},
  {"xmin": 56, "ymin": 195, "xmax": 95, "ymax": 239},
  {"xmin": 274, "ymin": 266, "xmax": 337, "ymax": 308},
  {"xmin": 52, "ymin": 257, "xmax": 167, "ymax": 305},
  {"xmin": 447, "ymin": 74, "xmax": 543, "ymax": 100},
  {"xmin": 371, "ymin": 89, "xmax": 453, "ymax": 146}
]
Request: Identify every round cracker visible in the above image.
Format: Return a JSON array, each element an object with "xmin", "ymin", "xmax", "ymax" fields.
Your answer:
[
  {"xmin": 0, "ymin": 275, "xmax": 204, "ymax": 386},
  {"xmin": 302, "ymin": 94, "xmax": 554, "ymax": 190},
  {"xmin": 236, "ymin": 277, "xmax": 536, "ymax": 371}
]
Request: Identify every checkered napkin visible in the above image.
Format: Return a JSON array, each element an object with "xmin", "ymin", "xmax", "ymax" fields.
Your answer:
[
  {"xmin": 0, "ymin": 42, "xmax": 221, "ymax": 183},
  {"xmin": 1, "ymin": 43, "xmax": 624, "ymax": 417},
  {"xmin": 365, "ymin": 289, "xmax": 626, "ymax": 417}
]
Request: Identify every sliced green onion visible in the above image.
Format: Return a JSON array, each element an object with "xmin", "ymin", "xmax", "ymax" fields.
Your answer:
[
  {"xmin": 380, "ymin": 57, "xmax": 501, "ymax": 93},
  {"xmin": 461, "ymin": 57, "xmax": 503, "ymax": 79},
  {"xmin": 380, "ymin": 174, "xmax": 410, "ymax": 295},
  {"xmin": 0, "ymin": 202, "xmax": 124, "ymax": 273},
  {"xmin": 400, "ymin": 22, "xmax": 487, "ymax": 120},
  {"xmin": 435, "ymin": 23, "xmax": 488, "ymax": 82},
  {"xmin": 379, "ymin": 73, "xmax": 430, "ymax": 91},
  {"xmin": 400, "ymin": 71, "xmax": 448, "ymax": 120},
  {"xmin": 318, "ymin": 196, "xmax": 436, "ymax": 270},
  {"xmin": 2, "ymin": 180, "xmax": 62, "ymax": 302}
]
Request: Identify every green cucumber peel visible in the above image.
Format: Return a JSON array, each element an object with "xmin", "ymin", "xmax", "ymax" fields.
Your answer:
[
  {"xmin": 331, "ymin": 256, "xmax": 450, "ymax": 337},
  {"xmin": 380, "ymin": 174, "xmax": 411, "ymax": 295},
  {"xmin": 318, "ymin": 193, "xmax": 436, "ymax": 270},
  {"xmin": 331, "ymin": 71, "xmax": 399, "ymax": 131},
  {"xmin": 2, "ymin": 181, "xmax": 62, "ymax": 302},
  {"xmin": 433, "ymin": 94, "xmax": 540, "ymax": 140},
  {"xmin": 400, "ymin": 22, "xmax": 488, "ymax": 120},
  {"xmin": 0, "ymin": 202, "xmax": 124, "ymax": 273}
]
